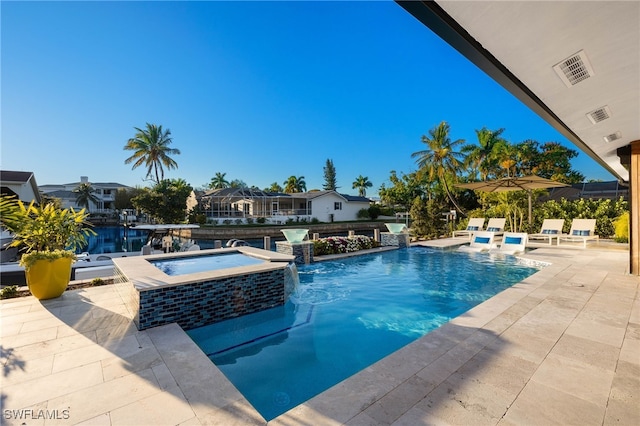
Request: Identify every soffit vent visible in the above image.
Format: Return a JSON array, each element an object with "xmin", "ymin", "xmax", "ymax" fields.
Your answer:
[
  {"xmin": 603, "ymin": 131, "xmax": 622, "ymax": 143},
  {"xmin": 553, "ymin": 50, "xmax": 595, "ymax": 88},
  {"xmin": 586, "ymin": 105, "xmax": 611, "ymax": 124}
]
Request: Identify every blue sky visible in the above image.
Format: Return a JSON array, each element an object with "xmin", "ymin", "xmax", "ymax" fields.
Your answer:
[{"xmin": 1, "ymin": 1, "xmax": 614, "ymax": 196}]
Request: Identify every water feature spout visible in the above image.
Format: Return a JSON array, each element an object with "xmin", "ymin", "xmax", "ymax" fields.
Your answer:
[
  {"xmin": 385, "ymin": 223, "xmax": 407, "ymax": 234},
  {"xmin": 281, "ymin": 229, "xmax": 309, "ymax": 243}
]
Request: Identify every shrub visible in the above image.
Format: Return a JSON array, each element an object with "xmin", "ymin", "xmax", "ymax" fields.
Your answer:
[
  {"xmin": 312, "ymin": 235, "xmax": 379, "ymax": 256},
  {"xmin": 613, "ymin": 212, "xmax": 629, "ymax": 243},
  {"xmin": 310, "ymin": 217, "xmax": 320, "ymax": 224},
  {"xmin": 91, "ymin": 278, "xmax": 106, "ymax": 286},
  {"xmin": 246, "ymin": 218, "xmax": 254, "ymax": 225},
  {"xmin": 368, "ymin": 205, "xmax": 381, "ymax": 220},
  {"xmin": 357, "ymin": 208, "xmax": 370, "ymax": 219},
  {"xmin": 256, "ymin": 217, "xmax": 266, "ymax": 224},
  {"xmin": 0, "ymin": 285, "xmax": 19, "ymax": 299}
]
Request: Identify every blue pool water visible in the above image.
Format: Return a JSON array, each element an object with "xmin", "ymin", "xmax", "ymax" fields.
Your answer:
[
  {"xmin": 150, "ymin": 253, "xmax": 265, "ymax": 276},
  {"xmin": 187, "ymin": 247, "xmax": 539, "ymax": 420}
]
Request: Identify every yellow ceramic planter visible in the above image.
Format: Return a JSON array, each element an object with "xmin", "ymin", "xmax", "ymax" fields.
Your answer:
[{"xmin": 26, "ymin": 257, "xmax": 73, "ymax": 300}]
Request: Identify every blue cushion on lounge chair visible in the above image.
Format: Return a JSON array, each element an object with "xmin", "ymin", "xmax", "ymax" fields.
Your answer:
[
  {"xmin": 474, "ymin": 236, "xmax": 490, "ymax": 244},
  {"xmin": 487, "ymin": 227, "xmax": 501, "ymax": 232},
  {"xmin": 504, "ymin": 236, "xmax": 522, "ymax": 244},
  {"xmin": 572, "ymin": 230, "xmax": 590, "ymax": 236},
  {"xmin": 466, "ymin": 226, "xmax": 479, "ymax": 231},
  {"xmin": 541, "ymin": 229, "xmax": 558, "ymax": 234}
]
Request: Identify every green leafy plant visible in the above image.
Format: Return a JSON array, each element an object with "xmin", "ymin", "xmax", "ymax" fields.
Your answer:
[
  {"xmin": 0, "ymin": 285, "xmax": 20, "ymax": 299},
  {"xmin": 91, "ymin": 277, "xmax": 106, "ymax": 286},
  {"xmin": 0, "ymin": 196, "xmax": 96, "ymax": 269}
]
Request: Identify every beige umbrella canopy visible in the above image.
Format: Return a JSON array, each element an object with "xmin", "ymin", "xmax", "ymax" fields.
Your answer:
[{"xmin": 456, "ymin": 175, "xmax": 569, "ymax": 224}]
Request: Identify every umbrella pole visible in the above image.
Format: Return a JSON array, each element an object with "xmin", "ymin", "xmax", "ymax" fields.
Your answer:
[{"xmin": 528, "ymin": 190, "xmax": 532, "ymax": 225}]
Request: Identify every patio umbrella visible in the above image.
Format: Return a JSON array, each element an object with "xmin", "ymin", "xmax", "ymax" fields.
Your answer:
[{"xmin": 456, "ymin": 175, "xmax": 569, "ymax": 224}]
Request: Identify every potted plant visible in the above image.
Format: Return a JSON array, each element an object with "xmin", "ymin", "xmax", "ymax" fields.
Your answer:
[{"xmin": 0, "ymin": 195, "xmax": 95, "ymax": 300}]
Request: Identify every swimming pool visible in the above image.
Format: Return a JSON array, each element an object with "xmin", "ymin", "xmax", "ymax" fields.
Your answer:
[{"xmin": 187, "ymin": 247, "xmax": 539, "ymax": 421}]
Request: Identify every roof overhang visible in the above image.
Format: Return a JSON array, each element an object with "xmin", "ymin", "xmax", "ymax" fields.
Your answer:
[{"xmin": 397, "ymin": 0, "xmax": 639, "ymax": 182}]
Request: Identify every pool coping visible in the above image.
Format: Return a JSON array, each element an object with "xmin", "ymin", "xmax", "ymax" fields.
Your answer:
[
  {"xmin": 112, "ymin": 247, "xmax": 294, "ymax": 291},
  {"xmin": 1, "ymin": 244, "xmax": 637, "ymax": 425}
]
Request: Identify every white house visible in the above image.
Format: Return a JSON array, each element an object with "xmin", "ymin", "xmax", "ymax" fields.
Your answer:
[
  {"xmin": 198, "ymin": 188, "xmax": 371, "ymax": 223},
  {"xmin": 0, "ymin": 170, "xmax": 42, "ymax": 204},
  {"xmin": 297, "ymin": 191, "xmax": 371, "ymax": 222},
  {"xmin": 39, "ymin": 176, "xmax": 131, "ymax": 212}
]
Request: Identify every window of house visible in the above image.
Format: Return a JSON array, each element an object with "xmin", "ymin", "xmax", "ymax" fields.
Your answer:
[{"xmin": 334, "ymin": 202, "xmax": 342, "ymax": 210}]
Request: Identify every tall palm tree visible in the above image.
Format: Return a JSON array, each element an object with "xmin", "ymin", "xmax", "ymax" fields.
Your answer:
[
  {"xmin": 462, "ymin": 127, "xmax": 506, "ymax": 180},
  {"xmin": 209, "ymin": 172, "xmax": 230, "ymax": 189},
  {"xmin": 352, "ymin": 175, "xmax": 372, "ymax": 197},
  {"xmin": 283, "ymin": 176, "xmax": 306, "ymax": 193},
  {"xmin": 124, "ymin": 123, "xmax": 180, "ymax": 184},
  {"xmin": 73, "ymin": 182, "xmax": 99, "ymax": 211},
  {"xmin": 411, "ymin": 121, "xmax": 466, "ymax": 214}
]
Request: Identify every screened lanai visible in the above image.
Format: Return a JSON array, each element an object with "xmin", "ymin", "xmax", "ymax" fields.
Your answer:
[{"xmin": 198, "ymin": 187, "xmax": 312, "ymax": 220}]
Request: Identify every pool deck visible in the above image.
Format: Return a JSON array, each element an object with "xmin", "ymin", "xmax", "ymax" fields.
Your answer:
[{"xmin": 1, "ymin": 242, "xmax": 638, "ymax": 425}]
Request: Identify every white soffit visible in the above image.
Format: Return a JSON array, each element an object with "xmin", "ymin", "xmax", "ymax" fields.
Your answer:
[{"xmin": 435, "ymin": 0, "xmax": 640, "ymax": 181}]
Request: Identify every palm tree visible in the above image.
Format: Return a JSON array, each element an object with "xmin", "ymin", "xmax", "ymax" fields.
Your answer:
[
  {"xmin": 283, "ymin": 176, "xmax": 306, "ymax": 193},
  {"xmin": 411, "ymin": 121, "xmax": 466, "ymax": 214},
  {"xmin": 124, "ymin": 123, "xmax": 180, "ymax": 184},
  {"xmin": 352, "ymin": 175, "xmax": 372, "ymax": 197},
  {"xmin": 462, "ymin": 127, "xmax": 506, "ymax": 180},
  {"xmin": 73, "ymin": 182, "xmax": 99, "ymax": 211},
  {"xmin": 209, "ymin": 172, "xmax": 230, "ymax": 189}
]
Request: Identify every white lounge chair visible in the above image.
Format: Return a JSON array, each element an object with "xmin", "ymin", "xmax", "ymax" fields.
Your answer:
[
  {"xmin": 497, "ymin": 232, "xmax": 528, "ymax": 255},
  {"xmin": 453, "ymin": 217, "xmax": 485, "ymax": 241},
  {"xmin": 458, "ymin": 231, "xmax": 495, "ymax": 252},
  {"xmin": 485, "ymin": 218, "xmax": 507, "ymax": 237},
  {"xmin": 557, "ymin": 219, "xmax": 599, "ymax": 248},
  {"xmin": 528, "ymin": 219, "xmax": 565, "ymax": 246}
]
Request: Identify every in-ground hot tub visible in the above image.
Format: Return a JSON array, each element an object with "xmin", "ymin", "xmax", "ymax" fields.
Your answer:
[{"xmin": 113, "ymin": 246, "xmax": 296, "ymax": 330}]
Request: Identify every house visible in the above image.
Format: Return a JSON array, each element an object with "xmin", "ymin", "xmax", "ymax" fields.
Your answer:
[
  {"xmin": 39, "ymin": 176, "xmax": 131, "ymax": 212},
  {"xmin": 0, "ymin": 170, "xmax": 42, "ymax": 204},
  {"xmin": 198, "ymin": 188, "xmax": 371, "ymax": 224},
  {"xmin": 297, "ymin": 191, "xmax": 371, "ymax": 223},
  {"xmin": 544, "ymin": 181, "xmax": 629, "ymax": 202}
]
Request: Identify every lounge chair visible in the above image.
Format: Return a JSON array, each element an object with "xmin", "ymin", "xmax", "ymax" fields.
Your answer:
[
  {"xmin": 497, "ymin": 232, "xmax": 528, "ymax": 255},
  {"xmin": 557, "ymin": 219, "xmax": 599, "ymax": 248},
  {"xmin": 458, "ymin": 231, "xmax": 495, "ymax": 252},
  {"xmin": 485, "ymin": 218, "xmax": 507, "ymax": 237},
  {"xmin": 528, "ymin": 219, "xmax": 565, "ymax": 246},
  {"xmin": 453, "ymin": 217, "xmax": 485, "ymax": 241}
]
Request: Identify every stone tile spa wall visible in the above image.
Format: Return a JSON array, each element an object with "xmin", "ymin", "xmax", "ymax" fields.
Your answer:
[{"xmin": 130, "ymin": 268, "xmax": 287, "ymax": 330}]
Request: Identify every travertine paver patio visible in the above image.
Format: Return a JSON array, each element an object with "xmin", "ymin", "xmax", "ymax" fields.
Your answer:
[{"xmin": 1, "ymin": 245, "xmax": 638, "ymax": 425}]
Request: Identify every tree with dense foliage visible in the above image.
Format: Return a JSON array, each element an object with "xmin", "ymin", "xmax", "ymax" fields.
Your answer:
[
  {"xmin": 73, "ymin": 183, "xmax": 99, "ymax": 211},
  {"xmin": 132, "ymin": 178, "xmax": 193, "ymax": 223},
  {"xmin": 114, "ymin": 187, "xmax": 145, "ymax": 210},
  {"xmin": 411, "ymin": 121, "xmax": 466, "ymax": 214},
  {"xmin": 229, "ymin": 179, "xmax": 248, "ymax": 188},
  {"xmin": 323, "ymin": 159, "xmax": 337, "ymax": 191},
  {"xmin": 352, "ymin": 175, "xmax": 372, "ymax": 197},
  {"xmin": 409, "ymin": 196, "xmax": 443, "ymax": 239},
  {"xmin": 124, "ymin": 123, "xmax": 180, "ymax": 184},
  {"xmin": 208, "ymin": 172, "xmax": 230, "ymax": 189},
  {"xmin": 264, "ymin": 182, "xmax": 283, "ymax": 193},
  {"xmin": 378, "ymin": 171, "xmax": 425, "ymax": 212},
  {"xmin": 283, "ymin": 176, "xmax": 306, "ymax": 193},
  {"xmin": 536, "ymin": 142, "xmax": 585, "ymax": 183}
]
